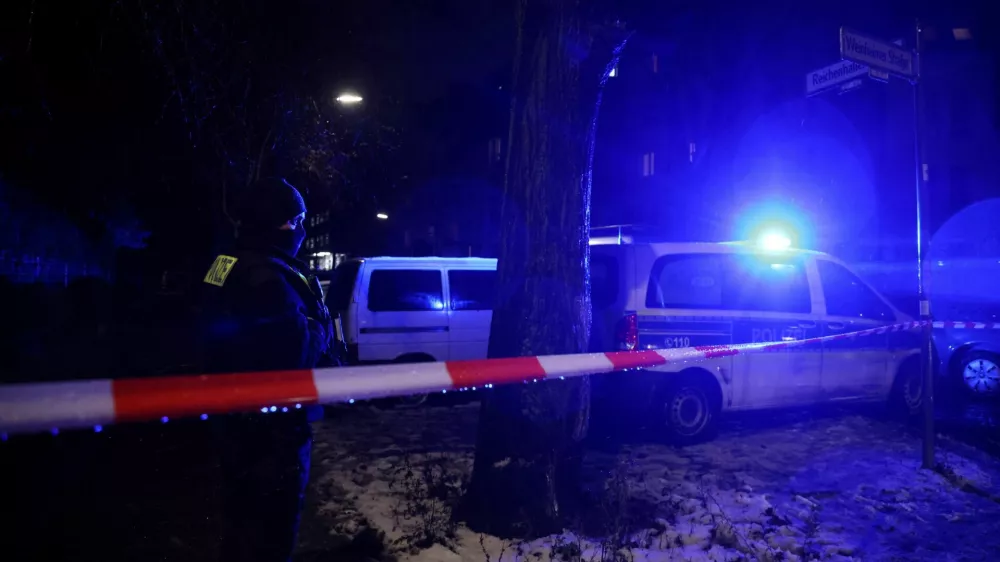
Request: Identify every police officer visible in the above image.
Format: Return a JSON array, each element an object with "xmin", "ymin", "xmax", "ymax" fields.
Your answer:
[{"xmin": 200, "ymin": 177, "xmax": 335, "ymax": 562}]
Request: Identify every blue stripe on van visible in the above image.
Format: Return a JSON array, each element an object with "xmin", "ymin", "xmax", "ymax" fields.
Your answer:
[{"xmin": 360, "ymin": 326, "xmax": 449, "ymax": 334}]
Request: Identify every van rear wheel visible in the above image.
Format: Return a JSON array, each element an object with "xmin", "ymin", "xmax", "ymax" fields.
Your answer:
[
  {"xmin": 369, "ymin": 354, "xmax": 434, "ymax": 411},
  {"xmin": 658, "ymin": 373, "xmax": 720, "ymax": 445}
]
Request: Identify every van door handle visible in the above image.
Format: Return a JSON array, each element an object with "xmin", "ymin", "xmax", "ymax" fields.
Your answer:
[
  {"xmin": 827, "ymin": 322, "xmax": 846, "ymax": 331},
  {"xmin": 797, "ymin": 321, "xmax": 816, "ymax": 329}
]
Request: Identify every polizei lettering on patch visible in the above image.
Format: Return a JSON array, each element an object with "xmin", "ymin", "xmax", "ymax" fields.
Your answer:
[{"xmin": 204, "ymin": 255, "xmax": 239, "ymax": 287}]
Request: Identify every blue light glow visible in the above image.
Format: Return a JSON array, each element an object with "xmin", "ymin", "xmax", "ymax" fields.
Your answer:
[
  {"xmin": 161, "ymin": 416, "xmax": 169, "ymax": 423},
  {"xmin": 281, "ymin": 407, "xmax": 288, "ymax": 412},
  {"xmin": 734, "ymin": 201, "xmax": 811, "ymax": 250},
  {"xmin": 295, "ymin": 403, "xmax": 301, "ymax": 409},
  {"xmin": 200, "ymin": 414, "xmax": 209, "ymax": 420},
  {"xmin": 269, "ymin": 406, "xmax": 277, "ymax": 412},
  {"xmin": 349, "ymin": 399, "xmax": 355, "ymax": 404},
  {"xmin": 260, "ymin": 407, "xmax": 269, "ymax": 413},
  {"xmin": 759, "ymin": 231, "xmax": 791, "ymax": 251},
  {"xmin": 50, "ymin": 428, "xmax": 59, "ymax": 436},
  {"xmin": 94, "ymin": 425, "xmax": 103, "ymax": 433}
]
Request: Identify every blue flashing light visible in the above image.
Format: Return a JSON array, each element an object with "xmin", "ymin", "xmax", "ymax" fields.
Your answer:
[
  {"xmin": 200, "ymin": 414, "xmax": 209, "ymax": 421},
  {"xmin": 281, "ymin": 407, "xmax": 288, "ymax": 413},
  {"xmin": 442, "ymin": 389, "xmax": 447, "ymax": 394},
  {"xmin": 294, "ymin": 403, "xmax": 301, "ymax": 409},
  {"xmin": 758, "ymin": 232, "xmax": 791, "ymax": 251},
  {"xmin": 735, "ymin": 200, "xmax": 811, "ymax": 250},
  {"xmin": 260, "ymin": 407, "xmax": 269, "ymax": 413},
  {"xmin": 161, "ymin": 416, "xmax": 169, "ymax": 423},
  {"xmin": 94, "ymin": 425, "xmax": 103, "ymax": 433},
  {"xmin": 269, "ymin": 406, "xmax": 277, "ymax": 412},
  {"xmin": 349, "ymin": 399, "xmax": 355, "ymax": 404},
  {"xmin": 50, "ymin": 428, "xmax": 59, "ymax": 436}
]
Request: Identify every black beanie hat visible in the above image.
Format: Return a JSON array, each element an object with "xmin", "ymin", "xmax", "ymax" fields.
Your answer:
[{"xmin": 238, "ymin": 177, "xmax": 307, "ymax": 233}]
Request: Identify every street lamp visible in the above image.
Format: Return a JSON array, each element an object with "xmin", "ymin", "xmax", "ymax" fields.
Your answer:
[
  {"xmin": 336, "ymin": 93, "xmax": 363, "ymax": 105},
  {"xmin": 376, "ymin": 212, "xmax": 388, "ymax": 220}
]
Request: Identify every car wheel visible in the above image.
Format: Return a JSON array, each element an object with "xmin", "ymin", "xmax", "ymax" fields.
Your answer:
[
  {"xmin": 958, "ymin": 350, "xmax": 1000, "ymax": 397},
  {"xmin": 369, "ymin": 355, "xmax": 434, "ymax": 412},
  {"xmin": 394, "ymin": 393, "xmax": 429, "ymax": 409},
  {"xmin": 891, "ymin": 357, "xmax": 923, "ymax": 416},
  {"xmin": 661, "ymin": 379, "xmax": 718, "ymax": 445}
]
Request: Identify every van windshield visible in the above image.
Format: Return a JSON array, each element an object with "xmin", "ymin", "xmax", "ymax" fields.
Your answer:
[{"xmin": 327, "ymin": 260, "xmax": 362, "ymax": 311}]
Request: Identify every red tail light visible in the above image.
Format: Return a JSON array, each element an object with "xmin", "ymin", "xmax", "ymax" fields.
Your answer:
[{"xmin": 615, "ymin": 311, "xmax": 638, "ymax": 350}]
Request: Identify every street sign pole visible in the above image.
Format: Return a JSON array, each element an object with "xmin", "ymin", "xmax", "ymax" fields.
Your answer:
[
  {"xmin": 837, "ymin": 24, "xmax": 933, "ymax": 468},
  {"xmin": 912, "ymin": 19, "xmax": 935, "ymax": 470}
]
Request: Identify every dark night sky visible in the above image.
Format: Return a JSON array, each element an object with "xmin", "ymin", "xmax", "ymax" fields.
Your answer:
[{"xmin": 329, "ymin": 0, "xmax": 513, "ymax": 102}]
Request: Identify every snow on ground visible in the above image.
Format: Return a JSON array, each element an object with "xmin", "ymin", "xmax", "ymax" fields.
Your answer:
[{"xmin": 297, "ymin": 402, "xmax": 1000, "ymax": 561}]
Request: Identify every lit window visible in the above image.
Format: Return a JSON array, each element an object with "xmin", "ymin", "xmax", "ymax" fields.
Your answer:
[
  {"xmin": 652, "ymin": 54, "xmax": 658, "ymax": 74},
  {"xmin": 642, "ymin": 152, "xmax": 655, "ymax": 177},
  {"xmin": 609, "ymin": 65, "xmax": 618, "ymax": 78}
]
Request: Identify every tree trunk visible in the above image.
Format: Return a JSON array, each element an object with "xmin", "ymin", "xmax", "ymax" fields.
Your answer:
[{"xmin": 458, "ymin": 0, "xmax": 628, "ymax": 539}]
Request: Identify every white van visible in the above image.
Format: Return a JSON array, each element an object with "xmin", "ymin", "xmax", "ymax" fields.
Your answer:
[{"xmin": 326, "ymin": 257, "xmax": 497, "ymax": 365}]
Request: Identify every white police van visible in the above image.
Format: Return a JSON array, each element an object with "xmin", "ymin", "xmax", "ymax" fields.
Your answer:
[
  {"xmin": 326, "ymin": 257, "xmax": 497, "ymax": 365},
  {"xmin": 588, "ymin": 227, "xmax": 923, "ymax": 442}
]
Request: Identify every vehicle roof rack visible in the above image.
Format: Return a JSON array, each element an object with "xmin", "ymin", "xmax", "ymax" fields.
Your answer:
[{"xmin": 590, "ymin": 224, "xmax": 682, "ymax": 245}]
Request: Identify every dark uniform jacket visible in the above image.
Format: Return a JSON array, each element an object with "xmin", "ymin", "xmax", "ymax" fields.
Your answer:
[{"xmin": 201, "ymin": 245, "xmax": 335, "ymax": 374}]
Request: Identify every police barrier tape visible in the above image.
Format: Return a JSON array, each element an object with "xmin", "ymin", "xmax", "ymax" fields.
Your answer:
[{"xmin": 0, "ymin": 319, "xmax": 993, "ymax": 436}]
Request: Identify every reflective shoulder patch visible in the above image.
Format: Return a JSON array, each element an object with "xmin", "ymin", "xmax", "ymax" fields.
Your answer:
[{"xmin": 203, "ymin": 255, "xmax": 239, "ymax": 287}]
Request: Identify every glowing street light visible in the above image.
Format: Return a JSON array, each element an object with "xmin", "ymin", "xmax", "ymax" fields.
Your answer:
[
  {"xmin": 336, "ymin": 93, "xmax": 363, "ymax": 105},
  {"xmin": 375, "ymin": 212, "xmax": 389, "ymax": 220}
]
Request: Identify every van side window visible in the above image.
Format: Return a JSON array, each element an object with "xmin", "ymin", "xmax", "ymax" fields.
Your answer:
[
  {"xmin": 816, "ymin": 260, "xmax": 893, "ymax": 320},
  {"xmin": 449, "ymin": 270, "xmax": 496, "ymax": 310},
  {"xmin": 368, "ymin": 270, "xmax": 444, "ymax": 312},
  {"xmin": 646, "ymin": 254, "xmax": 811, "ymax": 314}
]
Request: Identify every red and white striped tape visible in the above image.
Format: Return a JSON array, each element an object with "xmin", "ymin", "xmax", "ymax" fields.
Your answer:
[
  {"xmin": 0, "ymin": 318, "xmax": 986, "ymax": 436},
  {"xmin": 932, "ymin": 321, "xmax": 1000, "ymax": 330}
]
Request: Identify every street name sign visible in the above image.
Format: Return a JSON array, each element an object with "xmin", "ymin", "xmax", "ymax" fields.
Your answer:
[
  {"xmin": 805, "ymin": 59, "xmax": 869, "ymax": 97},
  {"xmin": 840, "ymin": 27, "xmax": 917, "ymax": 79}
]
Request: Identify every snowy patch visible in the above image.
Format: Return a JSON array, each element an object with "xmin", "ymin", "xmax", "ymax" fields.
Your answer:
[{"xmin": 298, "ymin": 404, "xmax": 1000, "ymax": 561}]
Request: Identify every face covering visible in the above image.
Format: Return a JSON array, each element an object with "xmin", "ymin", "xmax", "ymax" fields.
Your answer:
[{"xmin": 269, "ymin": 226, "xmax": 307, "ymax": 257}]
